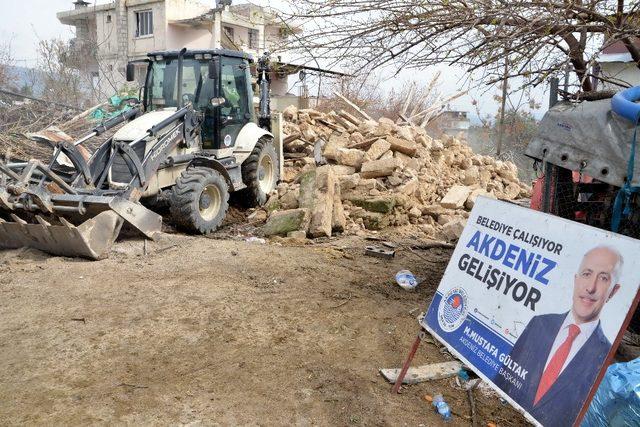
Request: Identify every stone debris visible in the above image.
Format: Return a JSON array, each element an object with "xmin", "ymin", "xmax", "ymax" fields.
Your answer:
[
  {"xmin": 265, "ymin": 105, "xmax": 531, "ymax": 241},
  {"xmin": 263, "ymin": 208, "xmax": 310, "ymax": 236}
]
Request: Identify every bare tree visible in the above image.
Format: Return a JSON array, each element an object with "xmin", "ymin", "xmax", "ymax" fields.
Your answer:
[
  {"xmin": 37, "ymin": 39, "xmax": 89, "ymax": 107},
  {"xmin": 0, "ymin": 39, "xmax": 15, "ymax": 89},
  {"xmin": 282, "ymin": 1, "xmax": 640, "ymax": 93}
]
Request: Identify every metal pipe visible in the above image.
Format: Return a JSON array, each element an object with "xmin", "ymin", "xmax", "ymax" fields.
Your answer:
[
  {"xmin": 176, "ymin": 47, "xmax": 187, "ymax": 109},
  {"xmin": 52, "ymin": 204, "xmax": 87, "ymax": 215},
  {"xmin": 74, "ymin": 132, "xmax": 97, "ymax": 147},
  {"xmin": 542, "ymin": 77, "xmax": 560, "ymax": 214}
]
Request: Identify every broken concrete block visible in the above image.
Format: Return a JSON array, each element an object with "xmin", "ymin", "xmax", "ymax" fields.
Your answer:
[
  {"xmin": 298, "ymin": 165, "xmax": 335, "ymax": 238},
  {"xmin": 398, "ymin": 178, "xmax": 419, "ymax": 196},
  {"xmin": 479, "ymin": 169, "xmax": 492, "ymax": 186},
  {"xmin": 338, "ymin": 173, "xmax": 360, "ymax": 191},
  {"xmin": 264, "ymin": 193, "xmax": 281, "ymax": 212},
  {"xmin": 351, "ymin": 210, "xmax": 389, "ymax": 230},
  {"xmin": 502, "ymin": 182, "xmax": 521, "ymax": 200},
  {"xmin": 263, "ymin": 208, "xmax": 310, "ymax": 236},
  {"xmin": 322, "ymin": 133, "xmax": 349, "ymax": 160},
  {"xmin": 465, "ymin": 189, "xmax": 496, "ymax": 210},
  {"xmin": 283, "ymin": 105, "xmax": 298, "ymax": 121},
  {"xmin": 366, "ymin": 139, "xmax": 391, "ymax": 161},
  {"xmin": 440, "ymin": 218, "xmax": 467, "ymax": 241},
  {"xmin": 358, "ymin": 120, "xmax": 379, "ymax": 135},
  {"xmin": 387, "ymin": 174, "xmax": 403, "ymax": 186},
  {"xmin": 387, "ymin": 135, "xmax": 418, "ymax": 156},
  {"xmin": 279, "ymin": 188, "xmax": 300, "ymax": 210},
  {"xmin": 356, "ymin": 178, "xmax": 378, "ymax": 191},
  {"xmin": 377, "ymin": 117, "xmax": 397, "ymax": 135},
  {"xmin": 332, "ymin": 181, "xmax": 346, "ymax": 233},
  {"xmin": 397, "ymin": 125, "xmax": 414, "ymax": 141},
  {"xmin": 409, "ymin": 206, "xmax": 422, "ymax": 219},
  {"xmin": 360, "ymin": 158, "xmax": 399, "ymax": 179},
  {"xmin": 349, "ymin": 196, "xmax": 396, "ymax": 214},
  {"xmin": 415, "ymin": 134, "xmax": 431, "ymax": 147},
  {"xmin": 463, "ymin": 166, "xmax": 480, "ymax": 186},
  {"xmin": 440, "ymin": 185, "xmax": 473, "ymax": 209},
  {"xmin": 336, "ymin": 148, "xmax": 365, "ymax": 169},
  {"xmin": 394, "ymin": 151, "xmax": 412, "ymax": 167},
  {"xmin": 350, "ymin": 132, "xmax": 365, "ymax": 145},
  {"xmin": 332, "ymin": 165, "xmax": 357, "ymax": 176},
  {"xmin": 380, "ymin": 150, "xmax": 394, "ymax": 160}
]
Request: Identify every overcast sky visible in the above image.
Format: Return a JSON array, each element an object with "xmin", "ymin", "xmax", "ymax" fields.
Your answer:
[{"xmin": 1, "ymin": 0, "xmax": 549, "ymax": 122}]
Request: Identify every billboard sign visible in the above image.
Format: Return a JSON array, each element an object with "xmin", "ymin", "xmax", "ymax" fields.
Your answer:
[{"xmin": 422, "ymin": 197, "xmax": 640, "ymax": 427}]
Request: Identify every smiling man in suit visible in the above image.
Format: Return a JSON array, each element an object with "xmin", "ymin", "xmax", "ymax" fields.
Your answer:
[{"xmin": 495, "ymin": 245, "xmax": 623, "ymax": 427}]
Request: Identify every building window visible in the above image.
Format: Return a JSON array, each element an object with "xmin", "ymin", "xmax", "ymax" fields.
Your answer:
[
  {"xmin": 135, "ymin": 10, "xmax": 153, "ymax": 37},
  {"xmin": 106, "ymin": 14, "xmax": 112, "ymax": 23},
  {"xmin": 223, "ymin": 26, "xmax": 234, "ymax": 40},
  {"xmin": 248, "ymin": 29, "xmax": 259, "ymax": 49}
]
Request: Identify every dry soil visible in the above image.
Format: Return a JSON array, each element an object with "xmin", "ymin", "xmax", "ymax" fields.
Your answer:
[{"xmin": 0, "ymin": 229, "xmax": 528, "ymax": 426}]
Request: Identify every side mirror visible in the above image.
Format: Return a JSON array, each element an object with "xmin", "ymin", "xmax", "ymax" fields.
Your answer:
[
  {"xmin": 210, "ymin": 97, "xmax": 226, "ymax": 107},
  {"xmin": 208, "ymin": 58, "xmax": 220, "ymax": 80},
  {"xmin": 126, "ymin": 62, "xmax": 135, "ymax": 82}
]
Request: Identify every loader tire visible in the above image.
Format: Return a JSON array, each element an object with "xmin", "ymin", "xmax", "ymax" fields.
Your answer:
[
  {"xmin": 238, "ymin": 136, "xmax": 279, "ymax": 207},
  {"xmin": 169, "ymin": 167, "xmax": 229, "ymax": 234}
]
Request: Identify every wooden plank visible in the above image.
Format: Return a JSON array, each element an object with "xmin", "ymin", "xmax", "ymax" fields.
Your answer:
[
  {"xmin": 347, "ymin": 137, "xmax": 378, "ymax": 150},
  {"xmin": 317, "ymin": 118, "xmax": 344, "ymax": 132},
  {"xmin": 338, "ymin": 109, "xmax": 362, "ymax": 126},
  {"xmin": 283, "ymin": 133, "xmax": 301, "ymax": 145},
  {"xmin": 333, "ymin": 91, "xmax": 373, "ymax": 121},
  {"xmin": 380, "ymin": 361, "xmax": 462, "ymax": 384},
  {"xmin": 334, "ymin": 115, "xmax": 357, "ymax": 132}
]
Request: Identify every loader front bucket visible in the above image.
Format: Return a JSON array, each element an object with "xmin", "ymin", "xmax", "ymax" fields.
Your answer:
[{"xmin": 0, "ymin": 211, "xmax": 124, "ymax": 260}]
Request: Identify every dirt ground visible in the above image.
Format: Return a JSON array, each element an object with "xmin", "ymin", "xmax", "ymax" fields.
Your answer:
[{"xmin": 0, "ymin": 225, "xmax": 529, "ymax": 426}]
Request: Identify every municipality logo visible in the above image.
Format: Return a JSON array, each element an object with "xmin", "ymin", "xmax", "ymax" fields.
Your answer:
[{"xmin": 438, "ymin": 288, "xmax": 468, "ymax": 332}]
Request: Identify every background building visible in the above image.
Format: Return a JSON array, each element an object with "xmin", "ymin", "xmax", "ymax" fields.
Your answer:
[{"xmin": 57, "ymin": 0, "xmax": 339, "ymax": 109}]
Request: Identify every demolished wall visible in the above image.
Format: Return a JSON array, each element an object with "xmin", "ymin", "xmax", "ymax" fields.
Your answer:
[{"xmin": 263, "ymin": 106, "xmax": 532, "ymax": 241}]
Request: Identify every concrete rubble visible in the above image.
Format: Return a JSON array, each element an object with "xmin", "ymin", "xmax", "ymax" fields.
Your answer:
[{"xmin": 263, "ymin": 105, "xmax": 531, "ymax": 241}]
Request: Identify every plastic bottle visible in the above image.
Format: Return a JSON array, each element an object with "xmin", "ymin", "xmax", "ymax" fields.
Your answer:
[
  {"xmin": 432, "ymin": 394, "xmax": 452, "ymax": 421},
  {"xmin": 395, "ymin": 269, "xmax": 418, "ymax": 290}
]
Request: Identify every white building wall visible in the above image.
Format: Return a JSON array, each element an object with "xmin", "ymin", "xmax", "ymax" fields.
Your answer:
[
  {"xmin": 165, "ymin": 0, "xmax": 208, "ymax": 21},
  {"xmin": 127, "ymin": 1, "xmax": 167, "ymax": 59},
  {"xmin": 166, "ymin": 25, "xmax": 212, "ymax": 50},
  {"xmin": 599, "ymin": 62, "xmax": 640, "ymax": 90},
  {"xmin": 59, "ymin": 0, "xmax": 296, "ymax": 101}
]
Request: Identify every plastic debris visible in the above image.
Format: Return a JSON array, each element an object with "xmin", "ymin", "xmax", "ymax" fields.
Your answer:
[
  {"xmin": 432, "ymin": 394, "xmax": 452, "ymax": 421},
  {"xmin": 245, "ymin": 237, "xmax": 266, "ymax": 244},
  {"xmin": 395, "ymin": 269, "xmax": 418, "ymax": 290},
  {"xmin": 457, "ymin": 368, "xmax": 470, "ymax": 382},
  {"xmin": 581, "ymin": 358, "xmax": 640, "ymax": 427}
]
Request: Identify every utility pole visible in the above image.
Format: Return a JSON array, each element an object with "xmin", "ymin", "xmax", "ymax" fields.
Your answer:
[{"xmin": 496, "ymin": 52, "xmax": 508, "ymax": 157}]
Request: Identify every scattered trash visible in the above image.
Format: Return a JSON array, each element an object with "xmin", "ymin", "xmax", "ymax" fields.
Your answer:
[
  {"xmin": 581, "ymin": 358, "xmax": 640, "ymax": 426},
  {"xmin": 423, "ymin": 394, "xmax": 433, "ymax": 402},
  {"xmin": 457, "ymin": 368, "xmax": 470, "ymax": 382},
  {"xmin": 395, "ymin": 269, "xmax": 418, "ymax": 290},
  {"xmin": 432, "ymin": 394, "xmax": 452, "ymax": 421},
  {"xmin": 245, "ymin": 237, "xmax": 266, "ymax": 244},
  {"xmin": 364, "ymin": 245, "xmax": 395, "ymax": 259}
]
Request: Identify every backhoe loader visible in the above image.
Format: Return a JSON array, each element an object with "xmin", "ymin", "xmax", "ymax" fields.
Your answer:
[{"xmin": 0, "ymin": 48, "xmax": 282, "ymax": 259}]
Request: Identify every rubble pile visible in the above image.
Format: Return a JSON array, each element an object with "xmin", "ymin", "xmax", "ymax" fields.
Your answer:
[{"xmin": 262, "ymin": 105, "xmax": 531, "ymax": 241}]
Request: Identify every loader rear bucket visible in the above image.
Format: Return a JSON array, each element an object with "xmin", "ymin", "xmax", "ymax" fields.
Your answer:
[{"xmin": 0, "ymin": 211, "xmax": 124, "ymax": 260}]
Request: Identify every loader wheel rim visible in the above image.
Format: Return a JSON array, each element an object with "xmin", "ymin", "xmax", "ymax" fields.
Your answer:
[
  {"xmin": 199, "ymin": 185, "xmax": 221, "ymax": 221},
  {"xmin": 258, "ymin": 154, "xmax": 275, "ymax": 194}
]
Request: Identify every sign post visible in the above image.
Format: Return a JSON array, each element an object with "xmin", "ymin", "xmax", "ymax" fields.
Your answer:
[{"xmin": 400, "ymin": 197, "xmax": 640, "ymax": 426}]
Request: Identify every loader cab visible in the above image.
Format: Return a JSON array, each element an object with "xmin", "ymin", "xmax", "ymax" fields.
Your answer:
[{"xmin": 141, "ymin": 50, "xmax": 255, "ymax": 150}]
